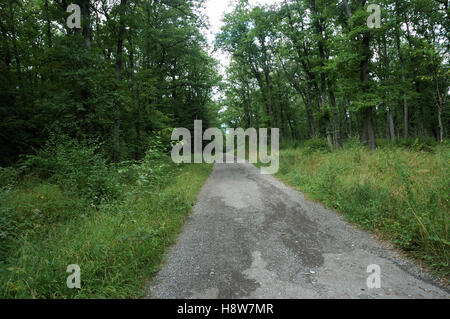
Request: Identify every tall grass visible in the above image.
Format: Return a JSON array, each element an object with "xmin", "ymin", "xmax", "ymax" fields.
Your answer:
[{"xmin": 275, "ymin": 140, "xmax": 449, "ymax": 278}]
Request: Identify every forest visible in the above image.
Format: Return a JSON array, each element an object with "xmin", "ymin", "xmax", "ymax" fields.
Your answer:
[
  {"xmin": 1, "ymin": 0, "xmax": 449, "ymax": 164},
  {"xmin": 216, "ymin": 0, "xmax": 449, "ymax": 149},
  {"xmin": 0, "ymin": 0, "xmax": 221, "ymax": 167},
  {"xmin": 0, "ymin": 0, "xmax": 448, "ymax": 298}
]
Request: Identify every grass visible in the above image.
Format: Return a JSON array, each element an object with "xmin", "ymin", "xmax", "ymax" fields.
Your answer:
[
  {"xmin": 1, "ymin": 136, "xmax": 448, "ymax": 297},
  {"xmin": 269, "ymin": 140, "xmax": 449, "ymax": 280},
  {"xmin": 0, "ymin": 161, "xmax": 212, "ymax": 298}
]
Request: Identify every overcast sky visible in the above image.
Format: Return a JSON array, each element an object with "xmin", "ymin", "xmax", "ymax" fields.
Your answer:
[{"xmin": 201, "ymin": 0, "xmax": 281, "ymax": 77}]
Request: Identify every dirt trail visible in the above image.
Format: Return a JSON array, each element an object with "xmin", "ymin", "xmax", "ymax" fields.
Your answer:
[{"xmin": 148, "ymin": 157, "xmax": 449, "ymax": 299}]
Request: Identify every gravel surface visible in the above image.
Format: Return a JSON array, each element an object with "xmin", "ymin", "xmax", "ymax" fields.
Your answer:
[{"xmin": 148, "ymin": 156, "xmax": 449, "ymax": 299}]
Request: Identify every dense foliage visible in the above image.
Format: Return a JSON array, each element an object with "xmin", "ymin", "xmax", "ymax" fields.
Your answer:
[
  {"xmin": 216, "ymin": 0, "xmax": 449, "ymax": 149},
  {"xmin": 0, "ymin": 0, "xmax": 220, "ymax": 166}
]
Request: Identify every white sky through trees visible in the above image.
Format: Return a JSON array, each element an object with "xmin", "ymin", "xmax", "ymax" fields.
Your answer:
[
  {"xmin": 201, "ymin": 0, "xmax": 280, "ymax": 72},
  {"xmin": 201, "ymin": 0, "xmax": 280, "ymax": 100}
]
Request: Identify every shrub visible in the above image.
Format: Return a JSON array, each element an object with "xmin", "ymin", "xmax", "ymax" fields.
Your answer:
[{"xmin": 21, "ymin": 135, "xmax": 121, "ymax": 203}]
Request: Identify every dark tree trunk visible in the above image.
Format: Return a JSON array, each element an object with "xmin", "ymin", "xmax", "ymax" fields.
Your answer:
[
  {"xmin": 45, "ymin": 0, "xmax": 52, "ymax": 48},
  {"xmin": 394, "ymin": 1, "xmax": 409, "ymax": 139},
  {"xmin": 415, "ymin": 81, "xmax": 426, "ymax": 137},
  {"xmin": 306, "ymin": 86, "xmax": 315, "ymax": 138},
  {"xmin": 388, "ymin": 107, "xmax": 395, "ymax": 141},
  {"xmin": 360, "ymin": 33, "xmax": 377, "ymax": 149},
  {"xmin": 113, "ymin": 0, "xmax": 128, "ymax": 163},
  {"xmin": 328, "ymin": 85, "xmax": 341, "ymax": 148},
  {"xmin": 129, "ymin": 36, "xmax": 140, "ymax": 160},
  {"xmin": 77, "ymin": 0, "xmax": 91, "ymax": 50},
  {"xmin": 343, "ymin": 0, "xmax": 376, "ymax": 149}
]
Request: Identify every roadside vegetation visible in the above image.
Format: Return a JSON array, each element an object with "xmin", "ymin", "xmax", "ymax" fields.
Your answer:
[
  {"xmin": 271, "ymin": 138, "xmax": 449, "ymax": 280},
  {"xmin": 0, "ymin": 0, "xmax": 217, "ymax": 299},
  {"xmin": 0, "ymin": 137, "xmax": 212, "ymax": 298}
]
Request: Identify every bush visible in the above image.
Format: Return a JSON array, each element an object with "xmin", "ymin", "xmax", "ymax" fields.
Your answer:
[
  {"xmin": 21, "ymin": 135, "xmax": 121, "ymax": 203},
  {"xmin": 118, "ymin": 138, "xmax": 178, "ymax": 188}
]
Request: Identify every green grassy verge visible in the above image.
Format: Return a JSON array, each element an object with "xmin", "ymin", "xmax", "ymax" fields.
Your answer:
[
  {"xmin": 0, "ymin": 161, "xmax": 212, "ymax": 298},
  {"xmin": 264, "ymin": 140, "xmax": 449, "ymax": 279}
]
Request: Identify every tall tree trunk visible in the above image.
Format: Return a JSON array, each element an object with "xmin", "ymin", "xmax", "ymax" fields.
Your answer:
[
  {"xmin": 344, "ymin": 98, "xmax": 352, "ymax": 138},
  {"xmin": 311, "ymin": 0, "xmax": 336, "ymax": 149},
  {"xmin": 387, "ymin": 106, "xmax": 395, "ymax": 141},
  {"xmin": 360, "ymin": 33, "xmax": 377, "ymax": 149},
  {"xmin": 394, "ymin": 1, "xmax": 409, "ymax": 139},
  {"xmin": 343, "ymin": 0, "xmax": 376, "ymax": 149},
  {"xmin": 434, "ymin": 69, "xmax": 445, "ymax": 144},
  {"xmin": 45, "ymin": 0, "xmax": 52, "ymax": 48},
  {"xmin": 276, "ymin": 77, "xmax": 288, "ymax": 138},
  {"xmin": 77, "ymin": 0, "xmax": 91, "ymax": 50},
  {"xmin": 289, "ymin": 78, "xmax": 315, "ymax": 138},
  {"xmin": 437, "ymin": 101, "xmax": 443, "ymax": 145},
  {"xmin": 246, "ymin": 81, "xmax": 252, "ymax": 128},
  {"xmin": 415, "ymin": 81, "xmax": 426, "ymax": 137},
  {"xmin": 285, "ymin": 107, "xmax": 295, "ymax": 139},
  {"xmin": 113, "ymin": 0, "xmax": 128, "ymax": 163},
  {"xmin": 264, "ymin": 69, "xmax": 275, "ymax": 128},
  {"xmin": 284, "ymin": 0, "xmax": 315, "ymax": 138},
  {"xmin": 8, "ymin": 1, "xmax": 25, "ymax": 106},
  {"xmin": 129, "ymin": 36, "xmax": 140, "ymax": 159},
  {"xmin": 402, "ymin": 66, "xmax": 409, "ymax": 139},
  {"xmin": 1, "ymin": 20, "xmax": 12, "ymax": 81},
  {"xmin": 306, "ymin": 86, "xmax": 315, "ymax": 138},
  {"xmin": 251, "ymin": 65, "xmax": 273, "ymax": 128},
  {"xmin": 328, "ymin": 84, "xmax": 341, "ymax": 148},
  {"xmin": 325, "ymin": 115, "xmax": 333, "ymax": 149}
]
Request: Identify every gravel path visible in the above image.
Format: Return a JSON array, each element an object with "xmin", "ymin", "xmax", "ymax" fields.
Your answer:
[{"xmin": 148, "ymin": 157, "xmax": 449, "ymax": 299}]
